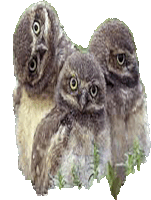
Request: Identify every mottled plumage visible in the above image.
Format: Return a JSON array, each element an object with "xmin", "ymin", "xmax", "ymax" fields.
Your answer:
[
  {"xmin": 13, "ymin": 2, "xmax": 75, "ymax": 179},
  {"xmin": 31, "ymin": 52, "xmax": 111, "ymax": 195},
  {"xmin": 89, "ymin": 19, "xmax": 150, "ymax": 183}
]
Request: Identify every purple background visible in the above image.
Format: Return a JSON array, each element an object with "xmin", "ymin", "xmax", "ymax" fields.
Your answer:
[{"xmin": 0, "ymin": 0, "xmax": 151, "ymax": 200}]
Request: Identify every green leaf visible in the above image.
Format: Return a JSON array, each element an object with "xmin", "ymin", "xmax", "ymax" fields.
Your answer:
[
  {"xmin": 57, "ymin": 171, "xmax": 65, "ymax": 189},
  {"xmin": 106, "ymin": 162, "xmax": 122, "ymax": 200},
  {"xmin": 71, "ymin": 166, "xmax": 82, "ymax": 189}
]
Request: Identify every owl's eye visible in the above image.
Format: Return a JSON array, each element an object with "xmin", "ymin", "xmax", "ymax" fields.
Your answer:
[
  {"xmin": 33, "ymin": 21, "xmax": 40, "ymax": 35},
  {"xmin": 28, "ymin": 58, "xmax": 37, "ymax": 73},
  {"xmin": 90, "ymin": 85, "xmax": 98, "ymax": 98},
  {"xmin": 117, "ymin": 54, "xmax": 125, "ymax": 65},
  {"xmin": 70, "ymin": 77, "xmax": 78, "ymax": 90}
]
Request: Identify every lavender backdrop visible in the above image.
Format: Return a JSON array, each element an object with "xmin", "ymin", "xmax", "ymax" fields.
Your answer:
[{"xmin": 0, "ymin": 0, "xmax": 151, "ymax": 200}]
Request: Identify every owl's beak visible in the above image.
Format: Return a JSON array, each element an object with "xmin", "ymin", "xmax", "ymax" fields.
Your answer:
[
  {"xmin": 36, "ymin": 43, "xmax": 48, "ymax": 60},
  {"xmin": 79, "ymin": 89, "xmax": 88, "ymax": 111},
  {"xmin": 36, "ymin": 43, "xmax": 48, "ymax": 52}
]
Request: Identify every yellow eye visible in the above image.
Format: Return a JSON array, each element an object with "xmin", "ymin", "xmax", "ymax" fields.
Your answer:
[
  {"xmin": 33, "ymin": 21, "xmax": 40, "ymax": 35},
  {"xmin": 117, "ymin": 54, "xmax": 125, "ymax": 65},
  {"xmin": 70, "ymin": 77, "xmax": 78, "ymax": 90}
]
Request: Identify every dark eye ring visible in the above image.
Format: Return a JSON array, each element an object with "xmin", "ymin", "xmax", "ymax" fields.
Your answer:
[
  {"xmin": 90, "ymin": 85, "xmax": 98, "ymax": 98},
  {"xmin": 28, "ymin": 58, "xmax": 37, "ymax": 73},
  {"xmin": 70, "ymin": 77, "xmax": 78, "ymax": 90},
  {"xmin": 117, "ymin": 54, "xmax": 125, "ymax": 65},
  {"xmin": 33, "ymin": 21, "xmax": 40, "ymax": 35}
]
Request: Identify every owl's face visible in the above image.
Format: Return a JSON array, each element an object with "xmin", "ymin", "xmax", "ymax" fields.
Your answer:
[
  {"xmin": 89, "ymin": 19, "xmax": 139, "ymax": 88},
  {"xmin": 56, "ymin": 52, "xmax": 106, "ymax": 113},
  {"xmin": 13, "ymin": 3, "xmax": 59, "ymax": 95}
]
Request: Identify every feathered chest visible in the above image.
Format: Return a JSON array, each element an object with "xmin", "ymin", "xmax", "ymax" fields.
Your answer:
[
  {"xmin": 15, "ymin": 87, "xmax": 55, "ymax": 179},
  {"xmin": 17, "ymin": 87, "xmax": 54, "ymax": 155}
]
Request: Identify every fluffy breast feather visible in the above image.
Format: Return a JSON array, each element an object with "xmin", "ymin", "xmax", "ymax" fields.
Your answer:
[
  {"xmin": 126, "ymin": 96, "xmax": 150, "ymax": 156},
  {"xmin": 16, "ymin": 87, "xmax": 54, "ymax": 179},
  {"xmin": 50, "ymin": 122, "xmax": 110, "ymax": 189}
]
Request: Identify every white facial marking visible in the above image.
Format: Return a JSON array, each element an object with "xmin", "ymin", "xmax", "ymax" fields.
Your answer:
[{"xmin": 44, "ymin": 8, "xmax": 50, "ymax": 38}]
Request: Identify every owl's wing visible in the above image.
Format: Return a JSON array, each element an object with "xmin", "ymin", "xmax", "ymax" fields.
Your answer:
[
  {"xmin": 109, "ymin": 115, "xmax": 127, "ymax": 185},
  {"xmin": 95, "ymin": 117, "xmax": 111, "ymax": 180},
  {"xmin": 126, "ymin": 94, "xmax": 151, "ymax": 160},
  {"xmin": 31, "ymin": 106, "xmax": 70, "ymax": 195},
  {"xmin": 13, "ymin": 83, "xmax": 22, "ymax": 115},
  {"xmin": 109, "ymin": 96, "xmax": 151, "ymax": 200},
  {"xmin": 55, "ymin": 30, "xmax": 76, "ymax": 73}
]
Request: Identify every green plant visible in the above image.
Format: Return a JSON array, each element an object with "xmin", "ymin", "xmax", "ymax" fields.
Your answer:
[
  {"xmin": 71, "ymin": 165, "xmax": 82, "ymax": 189},
  {"xmin": 126, "ymin": 139, "xmax": 145, "ymax": 175},
  {"xmin": 106, "ymin": 162, "xmax": 122, "ymax": 200},
  {"xmin": 93, "ymin": 143, "xmax": 100, "ymax": 181},
  {"xmin": 106, "ymin": 139, "xmax": 145, "ymax": 199},
  {"xmin": 57, "ymin": 171, "xmax": 65, "ymax": 189},
  {"xmin": 74, "ymin": 44, "xmax": 87, "ymax": 53}
]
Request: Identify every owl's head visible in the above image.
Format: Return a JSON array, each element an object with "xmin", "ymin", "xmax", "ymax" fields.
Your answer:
[
  {"xmin": 56, "ymin": 52, "xmax": 106, "ymax": 114},
  {"xmin": 13, "ymin": 2, "xmax": 62, "ymax": 96},
  {"xmin": 89, "ymin": 19, "xmax": 139, "ymax": 88}
]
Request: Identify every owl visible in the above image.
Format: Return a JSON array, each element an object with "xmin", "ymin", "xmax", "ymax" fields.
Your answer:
[
  {"xmin": 13, "ymin": 2, "xmax": 75, "ymax": 179},
  {"xmin": 30, "ymin": 52, "xmax": 111, "ymax": 195},
  {"xmin": 89, "ymin": 19, "xmax": 150, "ymax": 184}
]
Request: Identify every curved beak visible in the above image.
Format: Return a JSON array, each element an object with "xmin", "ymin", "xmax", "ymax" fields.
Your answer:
[
  {"xmin": 36, "ymin": 43, "xmax": 48, "ymax": 52},
  {"xmin": 36, "ymin": 39, "xmax": 48, "ymax": 60},
  {"xmin": 79, "ymin": 89, "xmax": 88, "ymax": 111}
]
